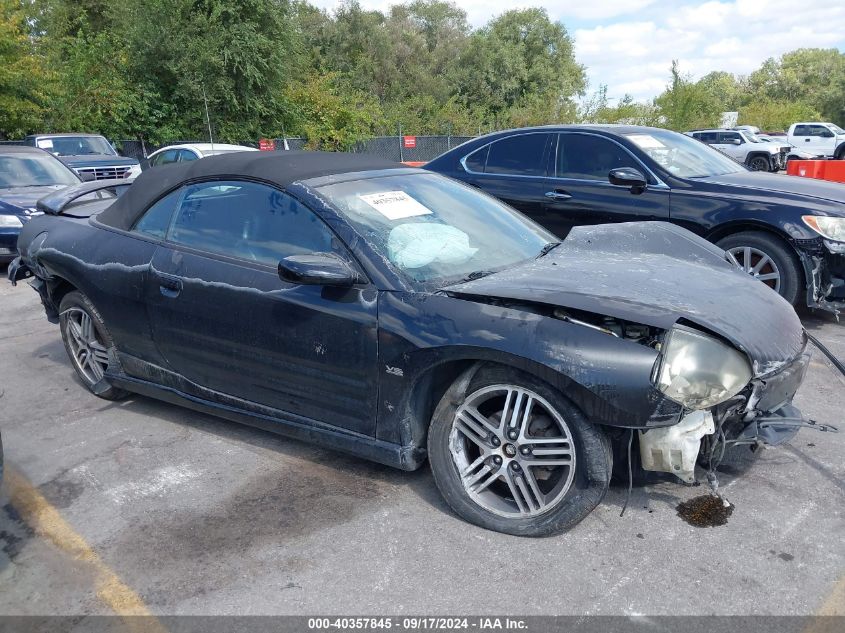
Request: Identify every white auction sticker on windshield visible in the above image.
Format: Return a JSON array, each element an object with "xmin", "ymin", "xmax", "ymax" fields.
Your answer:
[
  {"xmin": 627, "ymin": 134, "xmax": 665, "ymax": 149},
  {"xmin": 359, "ymin": 191, "xmax": 433, "ymax": 220},
  {"xmin": 36, "ymin": 138, "xmax": 54, "ymax": 149}
]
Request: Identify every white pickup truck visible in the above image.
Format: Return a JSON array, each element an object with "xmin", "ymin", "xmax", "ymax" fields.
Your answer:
[{"xmin": 787, "ymin": 122, "xmax": 845, "ymax": 159}]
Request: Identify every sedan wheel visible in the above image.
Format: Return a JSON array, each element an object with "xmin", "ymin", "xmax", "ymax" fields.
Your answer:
[
  {"xmin": 725, "ymin": 246, "xmax": 781, "ymax": 293},
  {"xmin": 450, "ymin": 385, "xmax": 575, "ymax": 518},
  {"xmin": 717, "ymin": 231, "xmax": 803, "ymax": 307},
  {"xmin": 428, "ymin": 365, "xmax": 611, "ymax": 536}
]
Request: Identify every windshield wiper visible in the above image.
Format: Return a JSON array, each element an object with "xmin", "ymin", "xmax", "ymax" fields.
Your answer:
[
  {"xmin": 452, "ymin": 269, "xmax": 496, "ymax": 284},
  {"xmin": 536, "ymin": 242, "xmax": 561, "ymax": 258}
]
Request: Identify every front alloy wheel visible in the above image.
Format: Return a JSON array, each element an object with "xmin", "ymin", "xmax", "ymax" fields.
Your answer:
[
  {"xmin": 748, "ymin": 155, "xmax": 771, "ymax": 171},
  {"xmin": 428, "ymin": 365, "xmax": 611, "ymax": 536},
  {"xmin": 450, "ymin": 385, "xmax": 575, "ymax": 517},
  {"xmin": 717, "ymin": 231, "xmax": 803, "ymax": 307},
  {"xmin": 725, "ymin": 246, "xmax": 781, "ymax": 293}
]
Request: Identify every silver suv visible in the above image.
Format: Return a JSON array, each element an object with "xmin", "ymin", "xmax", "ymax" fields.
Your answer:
[{"xmin": 687, "ymin": 129, "xmax": 787, "ymax": 171}]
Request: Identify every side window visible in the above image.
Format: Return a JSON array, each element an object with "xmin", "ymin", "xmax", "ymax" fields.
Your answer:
[
  {"xmin": 557, "ymin": 134, "xmax": 641, "ymax": 181},
  {"xmin": 178, "ymin": 149, "xmax": 199, "ymax": 162},
  {"xmin": 484, "ymin": 134, "xmax": 550, "ymax": 176},
  {"xmin": 133, "ymin": 188, "xmax": 183, "ymax": 238},
  {"xmin": 696, "ymin": 132, "xmax": 717, "ymax": 143},
  {"xmin": 167, "ymin": 181, "xmax": 336, "ymax": 266},
  {"xmin": 719, "ymin": 132, "xmax": 742, "ymax": 144},
  {"xmin": 809, "ymin": 125, "xmax": 833, "ymax": 138},
  {"xmin": 793, "ymin": 125, "xmax": 809, "ymax": 136},
  {"xmin": 157, "ymin": 150, "xmax": 180, "ymax": 165},
  {"xmin": 463, "ymin": 145, "xmax": 489, "ymax": 173}
]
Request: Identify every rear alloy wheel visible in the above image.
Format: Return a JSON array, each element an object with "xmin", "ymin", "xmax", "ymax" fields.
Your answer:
[
  {"xmin": 747, "ymin": 155, "xmax": 771, "ymax": 171},
  {"xmin": 428, "ymin": 365, "xmax": 611, "ymax": 536},
  {"xmin": 717, "ymin": 232, "xmax": 803, "ymax": 307},
  {"xmin": 59, "ymin": 291, "xmax": 127, "ymax": 400}
]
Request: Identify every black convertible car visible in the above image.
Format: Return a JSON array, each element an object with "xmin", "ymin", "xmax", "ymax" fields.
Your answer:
[
  {"xmin": 425, "ymin": 125, "xmax": 845, "ymax": 313},
  {"xmin": 9, "ymin": 152, "xmax": 813, "ymax": 535}
]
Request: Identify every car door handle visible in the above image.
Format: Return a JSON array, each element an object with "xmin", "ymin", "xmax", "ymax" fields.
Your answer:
[
  {"xmin": 157, "ymin": 274, "xmax": 182, "ymax": 298},
  {"xmin": 545, "ymin": 190, "xmax": 572, "ymax": 200}
]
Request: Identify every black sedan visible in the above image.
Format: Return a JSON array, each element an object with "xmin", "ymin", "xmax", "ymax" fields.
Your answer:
[
  {"xmin": 0, "ymin": 145, "xmax": 82, "ymax": 264},
  {"xmin": 425, "ymin": 125, "xmax": 845, "ymax": 313},
  {"xmin": 9, "ymin": 151, "xmax": 812, "ymax": 535}
]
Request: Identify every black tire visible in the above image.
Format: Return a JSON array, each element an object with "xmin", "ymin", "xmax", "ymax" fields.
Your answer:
[
  {"xmin": 428, "ymin": 364, "xmax": 612, "ymax": 537},
  {"xmin": 717, "ymin": 231, "xmax": 803, "ymax": 307},
  {"xmin": 746, "ymin": 155, "xmax": 771, "ymax": 171},
  {"xmin": 58, "ymin": 291, "xmax": 128, "ymax": 400},
  {"xmin": 835, "ymin": 145, "xmax": 845, "ymax": 161}
]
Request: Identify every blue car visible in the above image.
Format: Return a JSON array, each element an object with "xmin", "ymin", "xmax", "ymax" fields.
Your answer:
[{"xmin": 0, "ymin": 146, "xmax": 81, "ymax": 264}]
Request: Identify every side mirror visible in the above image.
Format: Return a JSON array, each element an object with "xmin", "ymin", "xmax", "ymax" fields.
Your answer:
[
  {"xmin": 608, "ymin": 167, "xmax": 647, "ymax": 193},
  {"xmin": 729, "ymin": 138, "xmax": 741, "ymax": 145},
  {"xmin": 78, "ymin": 171, "xmax": 96, "ymax": 182},
  {"xmin": 821, "ymin": 130, "xmax": 835, "ymax": 138},
  {"xmin": 278, "ymin": 253, "xmax": 363, "ymax": 287}
]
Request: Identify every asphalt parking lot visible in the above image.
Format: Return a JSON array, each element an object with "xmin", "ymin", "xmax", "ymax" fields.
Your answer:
[{"xmin": 1, "ymin": 269, "xmax": 844, "ymax": 617}]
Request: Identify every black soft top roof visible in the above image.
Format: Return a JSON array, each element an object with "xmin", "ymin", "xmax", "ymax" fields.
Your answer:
[{"xmin": 97, "ymin": 150, "xmax": 403, "ymax": 230}]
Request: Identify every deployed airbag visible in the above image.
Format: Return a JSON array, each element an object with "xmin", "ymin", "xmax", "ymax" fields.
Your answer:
[{"xmin": 387, "ymin": 222, "xmax": 478, "ymax": 269}]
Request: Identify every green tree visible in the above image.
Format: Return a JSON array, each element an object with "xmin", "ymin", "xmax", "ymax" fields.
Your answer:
[
  {"xmin": 0, "ymin": 0, "xmax": 51, "ymax": 138},
  {"xmin": 287, "ymin": 72, "xmax": 382, "ymax": 150},
  {"xmin": 454, "ymin": 8, "xmax": 585, "ymax": 124},
  {"xmin": 738, "ymin": 100, "xmax": 820, "ymax": 132},
  {"xmin": 654, "ymin": 60, "xmax": 722, "ymax": 130}
]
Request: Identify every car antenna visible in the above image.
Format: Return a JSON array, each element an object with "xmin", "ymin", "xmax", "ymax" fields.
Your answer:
[{"xmin": 202, "ymin": 84, "xmax": 214, "ymax": 153}]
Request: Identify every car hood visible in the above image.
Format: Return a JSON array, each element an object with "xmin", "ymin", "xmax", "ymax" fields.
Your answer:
[
  {"xmin": 698, "ymin": 170, "xmax": 845, "ymax": 208},
  {"xmin": 0, "ymin": 185, "xmax": 69, "ymax": 213},
  {"xmin": 59, "ymin": 155, "xmax": 139, "ymax": 168},
  {"xmin": 446, "ymin": 222, "xmax": 805, "ymax": 374}
]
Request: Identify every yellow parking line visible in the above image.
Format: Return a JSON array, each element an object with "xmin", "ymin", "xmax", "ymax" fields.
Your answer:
[
  {"xmin": 6, "ymin": 465, "xmax": 167, "ymax": 632},
  {"xmin": 814, "ymin": 574, "xmax": 845, "ymax": 616}
]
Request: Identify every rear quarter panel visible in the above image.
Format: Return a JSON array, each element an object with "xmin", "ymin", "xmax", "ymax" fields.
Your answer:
[{"xmin": 20, "ymin": 215, "xmax": 163, "ymax": 364}]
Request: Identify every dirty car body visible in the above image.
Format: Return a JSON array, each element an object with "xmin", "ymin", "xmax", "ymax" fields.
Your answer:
[{"xmin": 9, "ymin": 151, "xmax": 812, "ymax": 536}]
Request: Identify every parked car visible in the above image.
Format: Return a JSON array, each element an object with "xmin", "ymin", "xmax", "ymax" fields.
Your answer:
[
  {"xmin": 425, "ymin": 125, "xmax": 845, "ymax": 312},
  {"xmin": 132, "ymin": 143, "xmax": 258, "ymax": 176},
  {"xmin": 24, "ymin": 133, "xmax": 139, "ymax": 180},
  {"xmin": 9, "ymin": 151, "xmax": 814, "ymax": 535},
  {"xmin": 787, "ymin": 122, "xmax": 845, "ymax": 159},
  {"xmin": 688, "ymin": 129, "xmax": 787, "ymax": 171},
  {"xmin": 756, "ymin": 134, "xmax": 817, "ymax": 163},
  {"xmin": 0, "ymin": 146, "xmax": 82, "ymax": 264}
]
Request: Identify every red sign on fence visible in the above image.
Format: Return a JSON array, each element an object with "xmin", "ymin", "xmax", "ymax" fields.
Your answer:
[
  {"xmin": 258, "ymin": 138, "xmax": 276, "ymax": 151},
  {"xmin": 403, "ymin": 136, "xmax": 417, "ymax": 149}
]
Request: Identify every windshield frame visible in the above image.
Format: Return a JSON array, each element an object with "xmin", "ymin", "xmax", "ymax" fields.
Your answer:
[
  {"xmin": 307, "ymin": 171, "xmax": 557, "ymax": 290},
  {"xmin": 623, "ymin": 129, "xmax": 746, "ymax": 179}
]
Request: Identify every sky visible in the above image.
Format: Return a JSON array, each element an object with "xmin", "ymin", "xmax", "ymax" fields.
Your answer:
[{"xmin": 310, "ymin": 0, "xmax": 845, "ymax": 102}]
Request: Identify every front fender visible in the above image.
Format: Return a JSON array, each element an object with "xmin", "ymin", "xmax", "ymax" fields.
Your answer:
[{"xmin": 375, "ymin": 292, "xmax": 683, "ymax": 447}]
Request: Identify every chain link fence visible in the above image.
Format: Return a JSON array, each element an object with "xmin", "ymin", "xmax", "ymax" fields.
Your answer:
[
  {"xmin": 3, "ymin": 135, "xmax": 476, "ymax": 163},
  {"xmin": 115, "ymin": 135, "xmax": 472, "ymax": 163}
]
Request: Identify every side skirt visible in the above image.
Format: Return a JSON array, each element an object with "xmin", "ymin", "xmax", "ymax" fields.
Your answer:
[{"xmin": 108, "ymin": 374, "xmax": 426, "ymax": 472}]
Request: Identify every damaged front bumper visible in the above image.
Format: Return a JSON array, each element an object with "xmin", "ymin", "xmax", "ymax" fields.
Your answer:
[
  {"xmin": 797, "ymin": 239, "xmax": 845, "ymax": 315},
  {"xmin": 639, "ymin": 350, "xmax": 818, "ymax": 483}
]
